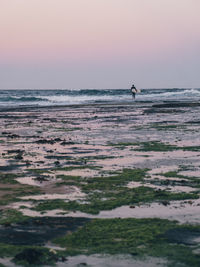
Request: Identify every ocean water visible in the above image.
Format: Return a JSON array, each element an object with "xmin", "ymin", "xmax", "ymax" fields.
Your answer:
[{"xmin": 0, "ymin": 88, "xmax": 200, "ymax": 108}]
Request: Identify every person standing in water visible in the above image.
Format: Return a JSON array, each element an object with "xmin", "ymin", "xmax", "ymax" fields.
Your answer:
[{"xmin": 131, "ymin": 84, "xmax": 138, "ymax": 99}]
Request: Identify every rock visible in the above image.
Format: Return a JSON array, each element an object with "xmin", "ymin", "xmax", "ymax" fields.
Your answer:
[
  {"xmin": 15, "ymin": 153, "xmax": 23, "ymax": 160},
  {"xmin": 161, "ymin": 200, "xmax": 170, "ymax": 206},
  {"xmin": 54, "ymin": 161, "xmax": 60, "ymax": 166}
]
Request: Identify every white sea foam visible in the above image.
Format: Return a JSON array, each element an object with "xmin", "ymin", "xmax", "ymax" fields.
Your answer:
[
  {"xmin": 39, "ymin": 94, "xmax": 129, "ymax": 104},
  {"xmin": 0, "ymin": 88, "xmax": 200, "ymax": 107}
]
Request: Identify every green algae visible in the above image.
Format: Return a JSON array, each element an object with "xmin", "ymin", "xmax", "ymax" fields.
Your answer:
[
  {"xmin": 55, "ymin": 175, "xmax": 82, "ymax": 186},
  {"xmin": 158, "ymin": 170, "xmax": 200, "ymax": 189},
  {"xmin": 13, "ymin": 247, "xmax": 62, "ymax": 266},
  {"xmin": 0, "ymin": 182, "xmax": 41, "ymax": 206},
  {"xmin": 34, "ymin": 168, "xmax": 199, "ymax": 215},
  {"xmin": 0, "ymin": 189, "xmax": 40, "ymax": 207},
  {"xmin": 27, "ymin": 169, "xmax": 51, "ymax": 174},
  {"xmin": 138, "ymin": 142, "xmax": 200, "ymax": 152},
  {"xmin": 182, "ymin": 146, "xmax": 200, "ymax": 151},
  {"xmin": 0, "ymin": 173, "xmax": 21, "ymax": 184},
  {"xmin": 34, "ymin": 189, "xmax": 198, "ymax": 215},
  {"xmin": 160, "ymin": 170, "xmax": 187, "ymax": 179},
  {"xmin": 54, "ymin": 165, "xmax": 101, "ymax": 173},
  {"xmin": 0, "ymin": 244, "xmax": 62, "ymax": 266},
  {"xmin": 82, "ymin": 168, "xmax": 147, "ymax": 191},
  {"xmin": 85, "ymin": 155, "xmax": 116, "ymax": 160},
  {"xmin": 108, "ymin": 140, "xmax": 200, "ymax": 152},
  {"xmin": 135, "ymin": 141, "xmax": 178, "ymax": 152},
  {"xmin": 54, "ymin": 218, "xmax": 200, "ymax": 266},
  {"xmin": 56, "ymin": 126, "xmax": 83, "ymax": 131},
  {"xmin": 151, "ymin": 124, "xmax": 181, "ymax": 130},
  {"xmin": 108, "ymin": 142, "xmax": 138, "ymax": 147},
  {"xmin": 55, "ymin": 218, "xmax": 175, "ymax": 254},
  {"xmin": 0, "ymin": 209, "xmax": 29, "ymax": 225},
  {"xmin": 0, "ymin": 243, "xmax": 22, "ymax": 258},
  {"xmin": 108, "ymin": 141, "xmax": 178, "ymax": 151},
  {"xmin": 34, "ymin": 168, "xmax": 148, "ymax": 214}
]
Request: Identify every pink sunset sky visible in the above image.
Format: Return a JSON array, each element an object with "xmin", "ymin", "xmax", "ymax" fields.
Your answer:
[{"xmin": 0, "ymin": 0, "xmax": 200, "ymax": 89}]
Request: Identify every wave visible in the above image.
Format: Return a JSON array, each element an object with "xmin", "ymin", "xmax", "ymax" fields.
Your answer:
[
  {"xmin": 40, "ymin": 89, "xmax": 129, "ymax": 96},
  {"xmin": 0, "ymin": 96, "xmax": 48, "ymax": 102},
  {"xmin": 0, "ymin": 88, "xmax": 200, "ymax": 107},
  {"xmin": 39, "ymin": 93, "xmax": 128, "ymax": 103},
  {"xmin": 137, "ymin": 88, "xmax": 200, "ymax": 100}
]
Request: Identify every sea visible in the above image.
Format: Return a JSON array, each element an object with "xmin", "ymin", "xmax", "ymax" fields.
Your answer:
[{"xmin": 0, "ymin": 88, "xmax": 200, "ymax": 108}]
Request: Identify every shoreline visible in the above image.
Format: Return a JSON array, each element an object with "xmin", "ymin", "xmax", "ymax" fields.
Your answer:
[
  {"xmin": 0, "ymin": 99, "xmax": 200, "ymax": 112},
  {"xmin": 0, "ymin": 101, "xmax": 150, "ymax": 112}
]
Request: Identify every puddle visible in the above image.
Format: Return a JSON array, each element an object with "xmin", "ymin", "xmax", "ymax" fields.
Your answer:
[
  {"xmin": 20, "ymin": 187, "xmax": 85, "ymax": 201},
  {"xmin": 18, "ymin": 209, "xmax": 69, "ymax": 217},
  {"xmin": 96, "ymin": 150, "xmax": 200, "ymax": 171},
  {"xmin": 96, "ymin": 152, "xmax": 149, "ymax": 169},
  {"xmin": 176, "ymin": 140, "xmax": 200, "ymax": 147},
  {"xmin": 152, "ymin": 185, "xmax": 195, "ymax": 193},
  {"xmin": 16, "ymin": 175, "xmax": 58, "ymax": 187},
  {"xmin": 15, "ymin": 198, "xmax": 200, "ymax": 224},
  {"xmin": 0, "ymin": 158, "xmax": 8, "ymax": 166},
  {"xmin": 148, "ymin": 175, "xmax": 187, "ymax": 182},
  {"xmin": 16, "ymin": 176, "xmax": 42, "ymax": 187},
  {"xmin": 0, "ymin": 258, "xmax": 17, "ymax": 267},
  {"xmin": 148, "ymin": 165, "xmax": 178, "ymax": 175},
  {"xmin": 127, "ymin": 181, "xmax": 143, "ymax": 188},
  {"xmin": 59, "ymin": 254, "xmax": 167, "ymax": 267},
  {"xmin": 55, "ymin": 168, "xmax": 100, "ymax": 178},
  {"xmin": 10, "ymin": 202, "xmax": 33, "ymax": 209},
  {"xmin": 95, "ymin": 199, "xmax": 200, "ymax": 224},
  {"xmin": 179, "ymin": 170, "xmax": 200, "ymax": 177},
  {"xmin": 127, "ymin": 181, "xmax": 195, "ymax": 193},
  {"xmin": 164, "ymin": 228, "xmax": 200, "ymax": 245},
  {"xmin": 0, "ymin": 217, "xmax": 90, "ymax": 246},
  {"xmin": 19, "ymin": 199, "xmax": 197, "ymax": 225}
]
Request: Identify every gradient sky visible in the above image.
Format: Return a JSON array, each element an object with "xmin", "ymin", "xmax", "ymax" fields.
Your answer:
[{"xmin": 0, "ymin": 0, "xmax": 200, "ymax": 89}]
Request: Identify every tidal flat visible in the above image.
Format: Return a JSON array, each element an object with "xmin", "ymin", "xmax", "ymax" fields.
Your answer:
[{"xmin": 1, "ymin": 101, "xmax": 200, "ymax": 266}]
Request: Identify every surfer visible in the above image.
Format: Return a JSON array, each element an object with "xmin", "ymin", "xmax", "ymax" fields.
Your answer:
[{"xmin": 131, "ymin": 84, "xmax": 138, "ymax": 99}]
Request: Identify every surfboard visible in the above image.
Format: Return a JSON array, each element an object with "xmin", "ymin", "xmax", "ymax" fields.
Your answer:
[{"xmin": 132, "ymin": 89, "xmax": 141, "ymax": 93}]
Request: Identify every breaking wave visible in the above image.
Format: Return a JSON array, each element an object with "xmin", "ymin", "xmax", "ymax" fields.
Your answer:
[{"xmin": 0, "ymin": 88, "xmax": 199, "ymax": 107}]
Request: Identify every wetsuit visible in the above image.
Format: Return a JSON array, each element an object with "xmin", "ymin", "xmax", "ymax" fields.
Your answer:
[{"xmin": 131, "ymin": 85, "xmax": 137, "ymax": 99}]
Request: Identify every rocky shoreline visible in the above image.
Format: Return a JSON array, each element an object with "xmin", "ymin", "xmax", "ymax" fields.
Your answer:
[{"xmin": 0, "ymin": 101, "xmax": 200, "ymax": 266}]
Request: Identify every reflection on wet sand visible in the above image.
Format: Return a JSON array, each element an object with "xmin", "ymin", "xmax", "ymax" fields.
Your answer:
[{"xmin": 1, "ymin": 102, "xmax": 200, "ymax": 266}]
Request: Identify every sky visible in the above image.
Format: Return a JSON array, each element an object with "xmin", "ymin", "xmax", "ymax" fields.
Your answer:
[{"xmin": 0, "ymin": 0, "xmax": 200, "ymax": 89}]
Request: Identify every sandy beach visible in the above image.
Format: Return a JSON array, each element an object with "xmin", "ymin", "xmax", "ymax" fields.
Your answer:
[{"xmin": 1, "ymin": 101, "xmax": 200, "ymax": 266}]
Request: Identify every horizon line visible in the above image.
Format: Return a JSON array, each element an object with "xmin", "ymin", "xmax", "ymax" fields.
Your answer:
[{"xmin": 0, "ymin": 87, "xmax": 198, "ymax": 90}]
